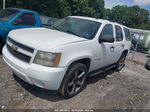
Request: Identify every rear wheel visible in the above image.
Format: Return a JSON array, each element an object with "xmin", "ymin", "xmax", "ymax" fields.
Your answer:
[
  {"xmin": 115, "ymin": 53, "xmax": 127, "ymax": 72},
  {"xmin": 59, "ymin": 62, "xmax": 87, "ymax": 98}
]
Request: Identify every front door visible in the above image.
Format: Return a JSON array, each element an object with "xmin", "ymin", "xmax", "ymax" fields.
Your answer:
[
  {"xmin": 99, "ymin": 24, "xmax": 117, "ymax": 66},
  {"xmin": 93, "ymin": 24, "xmax": 116, "ymax": 70}
]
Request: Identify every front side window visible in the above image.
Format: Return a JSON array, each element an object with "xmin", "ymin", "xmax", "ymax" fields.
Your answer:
[
  {"xmin": 99, "ymin": 24, "xmax": 113, "ymax": 39},
  {"xmin": 15, "ymin": 13, "xmax": 36, "ymax": 26},
  {"xmin": 115, "ymin": 25, "xmax": 123, "ymax": 41},
  {"xmin": 0, "ymin": 9, "xmax": 20, "ymax": 22},
  {"xmin": 124, "ymin": 28, "xmax": 131, "ymax": 41},
  {"xmin": 51, "ymin": 17, "xmax": 101, "ymax": 39}
]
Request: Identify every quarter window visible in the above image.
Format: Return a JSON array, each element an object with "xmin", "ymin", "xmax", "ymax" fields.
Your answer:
[
  {"xmin": 99, "ymin": 24, "xmax": 113, "ymax": 39},
  {"xmin": 124, "ymin": 28, "xmax": 131, "ymax": 41},
  {"xmin": 115, "ymin": 25, "xmax": 123, "ymax": 41},
  {"xmin": 15, "ymin": 13, "xmax": 36, "ymax": 26}
]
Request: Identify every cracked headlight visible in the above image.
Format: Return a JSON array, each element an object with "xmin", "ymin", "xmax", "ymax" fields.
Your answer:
[{"xmin": 33, "ymin": 51, "xmax": 61, "ymax": 67}]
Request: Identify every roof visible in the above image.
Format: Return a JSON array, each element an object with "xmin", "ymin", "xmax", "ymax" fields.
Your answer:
[
  {"xmin": 130, "ymin": 28, "xmax": 150, "ymax": 34},
  {"xmin": 70, "ymin": 16, "xmax": 109, "ymax": 23},
  {"xmin": 8, "ymin": 8, "xmax": 37, "ymax": 13},
  {"xmin": 70, "ymin": 16, "xmax": 128, "ymax": 28}
]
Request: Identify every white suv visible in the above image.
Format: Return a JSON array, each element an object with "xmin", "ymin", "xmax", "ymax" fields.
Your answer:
[{"xmin": 3, "ymin": 16, "xmax": 131, "ymax": 98}]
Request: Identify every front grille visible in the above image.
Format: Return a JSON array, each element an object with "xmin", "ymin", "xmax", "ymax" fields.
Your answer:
[
  {"xmin": 8, "ymin": 37, "xmax": 34, "ymax": 53},
  {"xmin": 7, "ymin": 37, "xmax": 34, "ymax": 63},
  {"xmin": 7, "ymin": 45, "xmax": 31, "ymax": 63}
]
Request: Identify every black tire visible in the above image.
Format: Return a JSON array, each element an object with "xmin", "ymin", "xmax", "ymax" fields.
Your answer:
[
  {"xmin": 0, "ymin": 37, "xmax": 4, "ymax": 54},
  {"xmin": 115, "ymin": 53, "xmax": 127, "ymax": 72},
  {"xmin": 0, "ymin": 39, "xmax": 3, "ymax": 54},
  {"xmin": 145, "ymin": 59, "xmax": 150, "ymax": 70},
  {"xmin": 59, "ymin": 62, "xmax": 87, "ymax": 98}
]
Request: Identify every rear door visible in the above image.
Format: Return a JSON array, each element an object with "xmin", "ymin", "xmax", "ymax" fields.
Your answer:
[
  {"xmin": 123, "ymin": 27, "xmax": 132, "ymax": 51},
  {"xmin": 113, "ymin": 25, "xmax": 125, "ymax": 63}
]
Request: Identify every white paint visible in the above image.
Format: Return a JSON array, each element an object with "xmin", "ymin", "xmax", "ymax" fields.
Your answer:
[{"xmin": 3, "ymin": 16, "xmax": 131, "ymax": 90}]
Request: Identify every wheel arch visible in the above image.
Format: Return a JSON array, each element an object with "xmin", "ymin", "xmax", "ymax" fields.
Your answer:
[
  {"xmin": 122, "ymin": 49, "xmax": 128, "ymax": 56},
  {"xmin": 67, "ymin": 57, "xmax": 91, "ymax": 72}
]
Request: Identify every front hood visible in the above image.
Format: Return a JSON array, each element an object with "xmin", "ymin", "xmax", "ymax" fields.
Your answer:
[{"xmin": 8, "ymin": 28, "xmax": 87, "ymax": 51}]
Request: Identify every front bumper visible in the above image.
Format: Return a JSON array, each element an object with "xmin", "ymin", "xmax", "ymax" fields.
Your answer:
[{"xmin": 3, "ymin": 45, "xmax": 68, "ymax": 90}]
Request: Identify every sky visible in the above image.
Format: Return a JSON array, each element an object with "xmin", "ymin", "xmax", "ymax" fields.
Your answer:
[{"xmin": 105, "ymin": 0, "xmax": 150, "ymax": 12}]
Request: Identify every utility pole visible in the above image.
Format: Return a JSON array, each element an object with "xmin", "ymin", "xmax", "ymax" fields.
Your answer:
[{"xmin": 3, "ymin": 0, "xmax": 5, "ymax": 9}]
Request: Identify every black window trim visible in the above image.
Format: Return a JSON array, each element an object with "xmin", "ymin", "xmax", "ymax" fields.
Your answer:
[
  {"xmin": 123, "ymin": 27, "xmax": 131, "ymax": 41},
  {"xmin": 99, "ymin": 24, "xmax": 114, "ymax": 41},
  {"xmin": 115, "ymin": 25, "xmax": 124, "ymax": 42}
]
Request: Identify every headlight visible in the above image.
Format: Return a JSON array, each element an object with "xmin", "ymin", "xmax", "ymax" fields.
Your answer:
[{"xmin": 33, "ymin": 51, "xmax": 61, "ymax": 67}]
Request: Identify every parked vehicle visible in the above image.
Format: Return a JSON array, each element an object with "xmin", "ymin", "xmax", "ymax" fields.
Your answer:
[
  {"xmin": 130, "ymin": 28, "xmax": 150, "ymax": 53},
  {"xmin": 0, "ymin": 8, "xmax": 58, "ymax": 51},
  {"xmin": 141, "ymin": 32, "xmax": 150, "ymax": 53},
  {"xmin": 3, "ymin": 16, "xmax": 131, "ymax": 98}
]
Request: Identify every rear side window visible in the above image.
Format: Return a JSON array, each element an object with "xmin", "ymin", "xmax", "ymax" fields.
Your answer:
[
  {"xmin": 115, "ymin": 25, "xmax": 123, "ymax": 41},
  {"xmin": 124, "ymin": 28, "xmax": 131, "ymax": 41},
  {"xmin": 16, "ymin": 13, "xmax": 36, "ymax": 26},
  {"xmin": 99, "ymin": 24, "xmax": 113, "ymax": 39}
]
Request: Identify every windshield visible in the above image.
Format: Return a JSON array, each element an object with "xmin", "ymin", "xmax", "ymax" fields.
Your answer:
[
  {"xmin": 51, "ymin": 17, "xmax": 101, "ymax": 39},
  {"xmin": 0, "ymin": 9, "xmax": 20, "ymax": 22}
]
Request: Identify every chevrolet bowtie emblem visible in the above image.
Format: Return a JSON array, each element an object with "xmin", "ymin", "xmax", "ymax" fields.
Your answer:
[{"xmin": 11, "ymin": 45, "xmax": 18, "ymax": 51}]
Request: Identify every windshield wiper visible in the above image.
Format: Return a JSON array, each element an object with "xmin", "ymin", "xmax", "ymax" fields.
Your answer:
[
  {"xmin": 66, "ymin": 30, "xmax": 81, "ymax": 37},
  {"xmin": 50, "ymin": 26, "xmax": 61, "ymax": 31},
  {"xmin": 50, "ymin": 27, "xmax": 81, "ymax": 37}
]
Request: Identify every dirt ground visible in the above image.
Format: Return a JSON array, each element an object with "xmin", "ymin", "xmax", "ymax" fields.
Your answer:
[{"xmin": 0, "ymin": 52, "xmax": 150, "ymax": 109}]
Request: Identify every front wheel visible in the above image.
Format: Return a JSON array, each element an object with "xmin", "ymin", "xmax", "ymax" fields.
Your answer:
[
  {"xmin": 59, "ymin": 62, "xmax": 87, "ymax": 98},
  {"xmin": 115, "ymin": 53, "xmax": 127, "ymax": 72}
]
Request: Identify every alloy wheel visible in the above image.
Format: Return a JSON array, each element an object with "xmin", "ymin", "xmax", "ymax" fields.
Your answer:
[
  {"xmin": 67, "ymin": 68, "xmax": 86, "ymax": 95},
  {"xmin": 118, "ymin": 56, "xmax": 126, "ymax": 71}
]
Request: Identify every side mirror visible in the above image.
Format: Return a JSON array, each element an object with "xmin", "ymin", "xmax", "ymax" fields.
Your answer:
[
  {"xmin": 12, "ymin": 19, "xmax": 23, "ymax": 25},
  {"xmin": 99, "ymin": 35, "xmax": 115, "ymax": 43}
]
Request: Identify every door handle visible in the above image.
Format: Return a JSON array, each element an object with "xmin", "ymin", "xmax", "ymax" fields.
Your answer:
[
  {"xmin": 110, "ymin": 46, "xmax": 115, "ymax": 49},
  {"xmin": 110, "ymin": 46, "xmax": 115, "ymax": 52},
  {"xmin": 121, "ymin": 44, "xmax": 125, "ymax": 48}
]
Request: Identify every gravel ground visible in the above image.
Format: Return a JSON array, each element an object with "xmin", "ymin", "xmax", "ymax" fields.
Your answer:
[
  {"xmin": 128, "ymin": 51, "xmax": 150, "ymax": 64},
  {"xmin": 0, "ymin": 54, "xmax": 150, "ymax": 109}
]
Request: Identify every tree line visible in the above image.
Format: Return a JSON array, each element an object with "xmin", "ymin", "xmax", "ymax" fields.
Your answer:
[{"xmin": 0, "ymin": 0, "xmax": 150, "ymax": 30}]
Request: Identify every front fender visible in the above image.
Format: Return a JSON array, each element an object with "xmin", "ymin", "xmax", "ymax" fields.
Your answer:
[
  {"xmin": 52, "ymin": 40, "xmax": 96, "ymax": 71},
  {"xmin": 66, "ymin": 55, "xmax": 92, "ymax": 67},
  {"xmin": 58, "ymin": 49, "xmax": 93, "ymax": 69}
]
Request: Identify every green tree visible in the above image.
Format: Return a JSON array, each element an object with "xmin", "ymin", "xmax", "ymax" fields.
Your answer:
[
  {"xmin": 4, "ymin": 0, "xmax": 105, "ymax": 18},
  {"xmin": 103, "ymin": 8, "xmax": 111, "ymax": 20},
  {"xmin": 0, "ymin": 0, "xmax": 2, "ymax": 9},
  {"xmin": 128, "ymin": 6, "xmax": 149, "ymax": 29},
  {"xmin": 110, "ymin": 5, "xmax": 130, "ymax": 25},
  {"xmin": 107, "ymin": 5, "xmax": 150, "ymax": 30},
  {"xmin": 66, "ymin": 0, "xmax": 94, "ymax": 17},
  {"xmin": 88, "ymin": 0, "xmax": 105, "ymax": 18}
]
